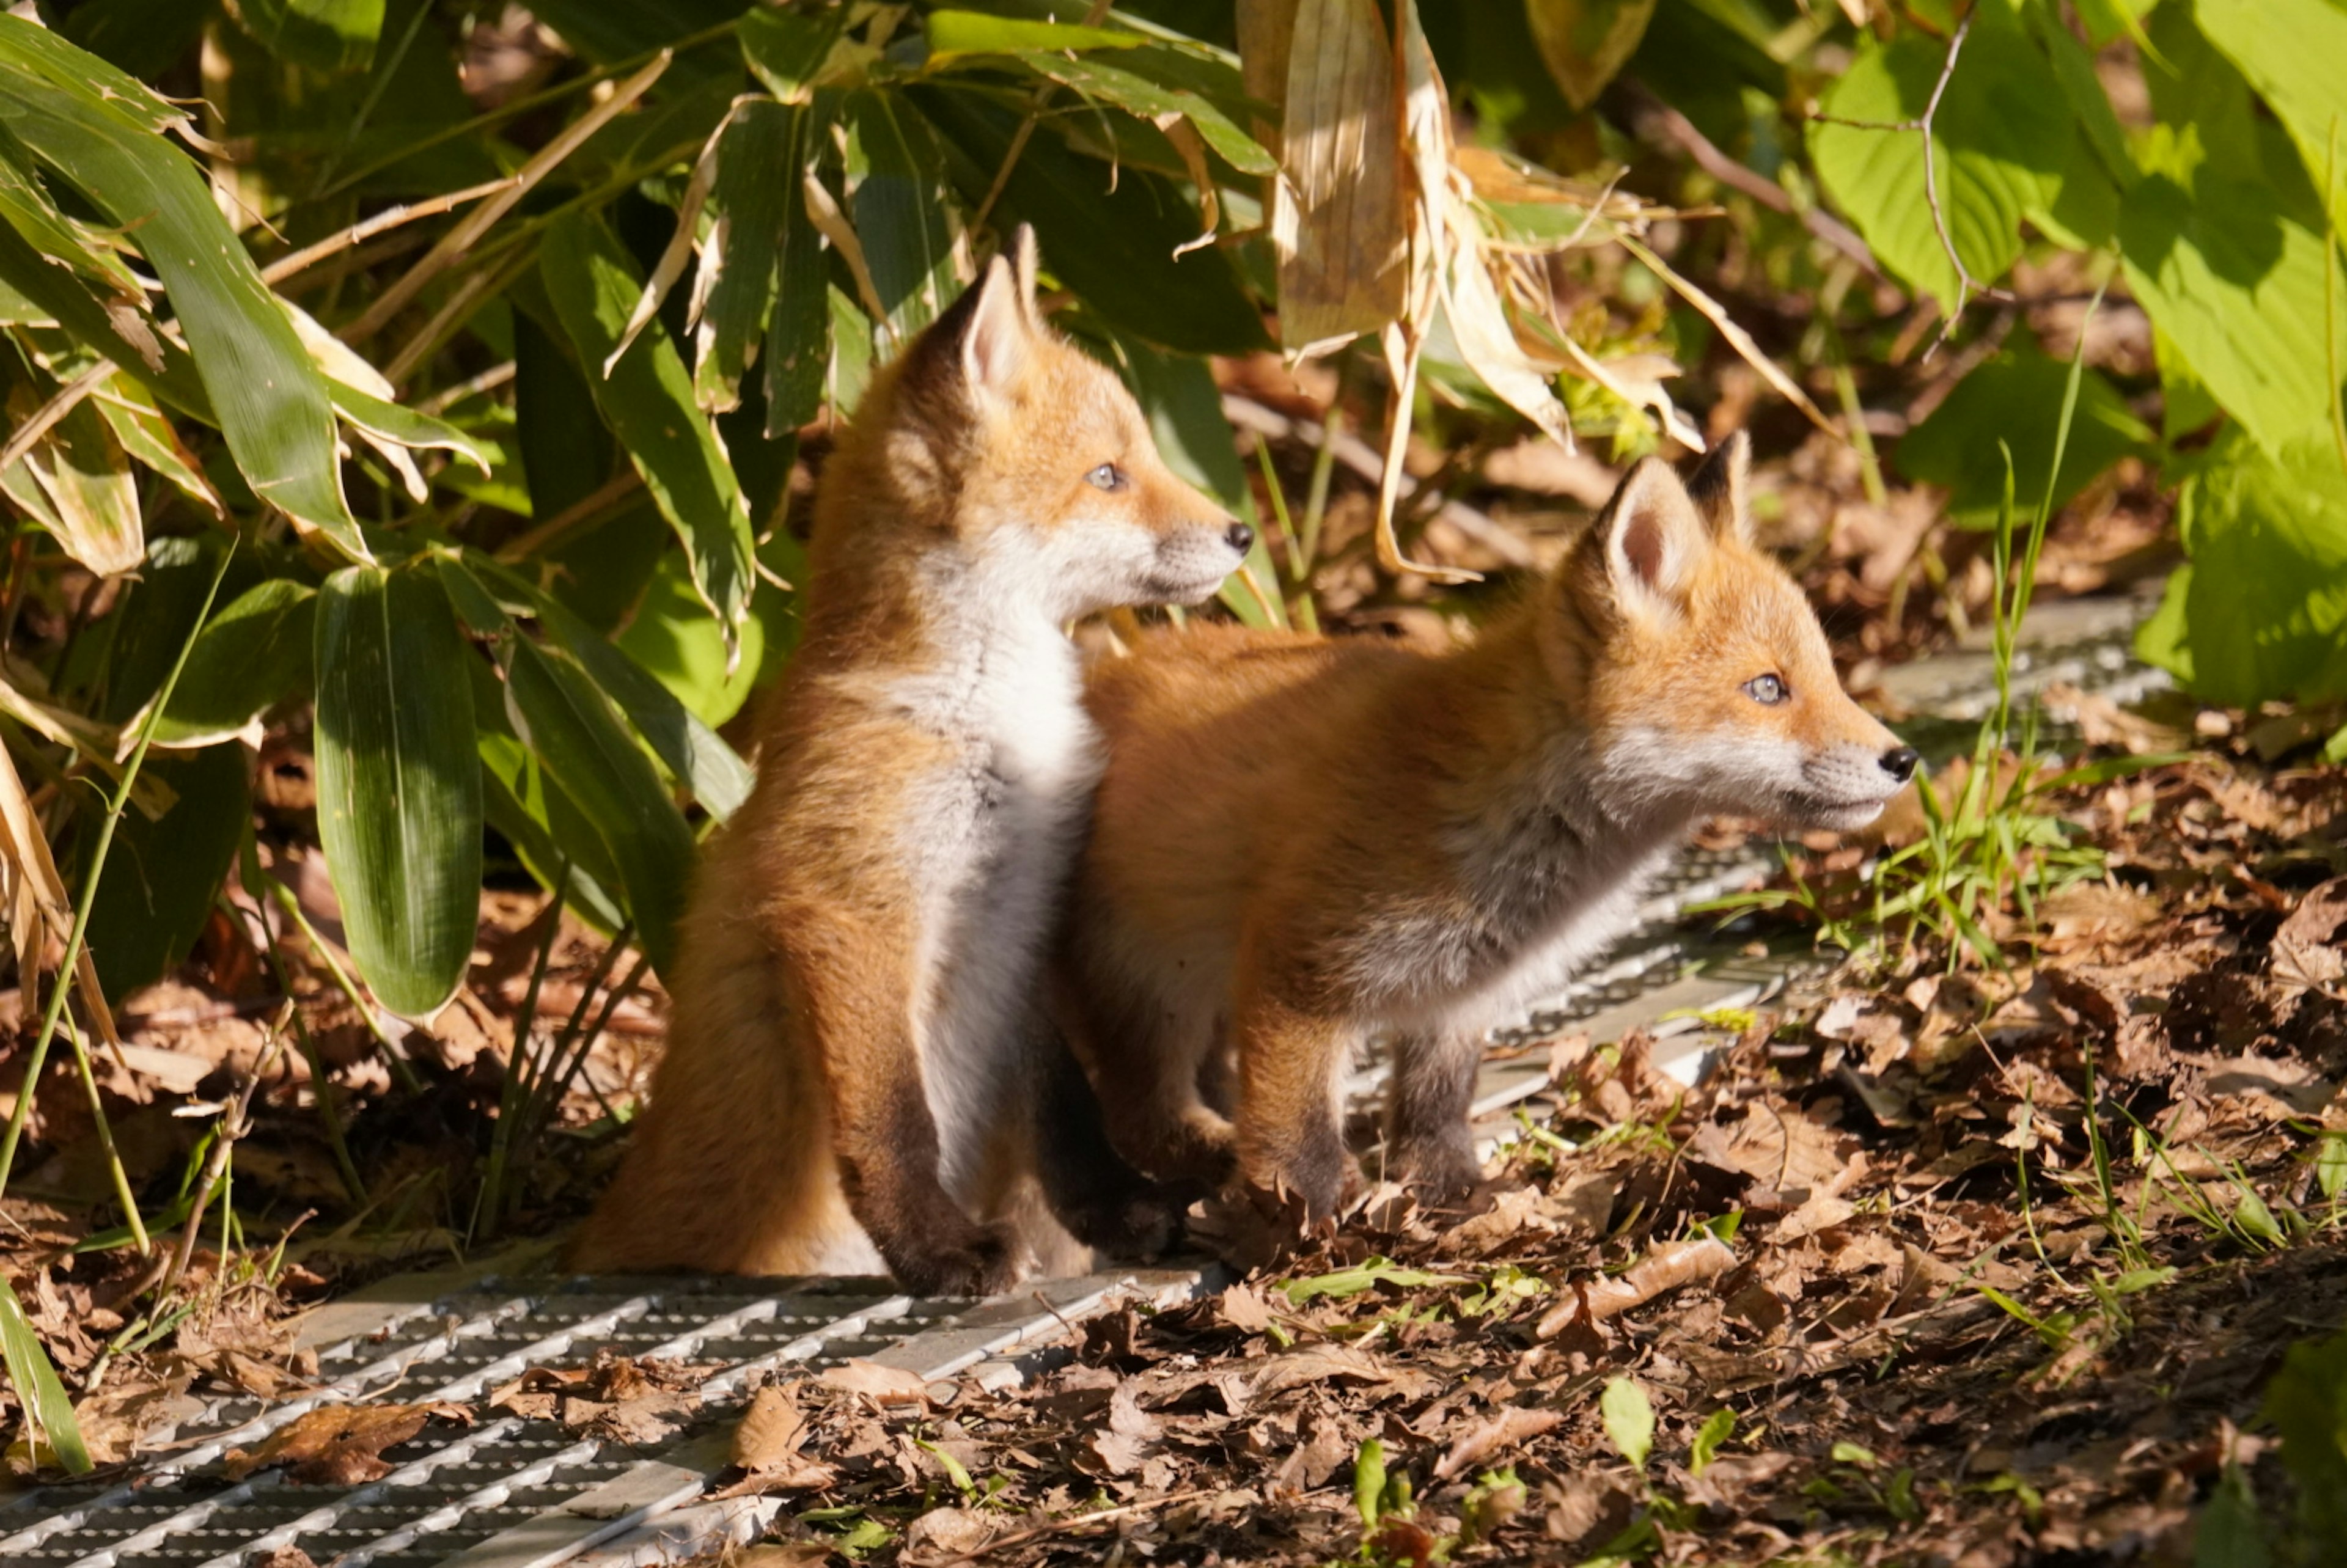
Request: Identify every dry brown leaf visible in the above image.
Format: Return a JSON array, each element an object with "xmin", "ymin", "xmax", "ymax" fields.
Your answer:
[
  {"xmin": 1537, "ymin": 1236, "xmax": 1737, "ymax": 1335},
  {"xmin": 904, "ymin": 1504, "xmax": 1000, "ymax": 1556},
  {"xmin": 221, "ymin": 1401, "xmax": 469, "ymax": 1485},
  {"xmin": 820, "ymin": 1358, "xmax": 933, "ymax": 1407},
  {"xmin": 1265, "ymin": 0, "xmax": 1406, "ymax": 352},
  {"xmin": 248, "ymin": 1550, "xmax": 321, "ymax": 1568},
  {"xmin": 1433, "ymin": 1403, "xmax": 1564, "ymax": 1481},
  {"xmin": 2272, "ymin": 877, "xmax": 2347, "ymax": 991},
  {"xmin": 1218, "ymin": 1281, "xmax": 1277, "ymax": 1333}
]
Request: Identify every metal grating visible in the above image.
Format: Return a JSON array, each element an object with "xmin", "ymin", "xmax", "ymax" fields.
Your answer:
[{"xmin": 0, "ymin": 604, "xmax": 2164, "ymax": 1567}]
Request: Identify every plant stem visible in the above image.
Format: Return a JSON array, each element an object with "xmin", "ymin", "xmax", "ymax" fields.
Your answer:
[{"xmin": 0, "ymin": 543, "xmax": 237, "ymax": 1206}]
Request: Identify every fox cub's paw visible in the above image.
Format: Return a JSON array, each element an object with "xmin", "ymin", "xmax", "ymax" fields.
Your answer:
[
  {"xmin": 887, "ymin": 1222, "xmax": 1021, "ymax": 1297},
  {"xmin": 1065, "ymin": 1183, "xmax": 1191, "ymax": 1260},
  {"xmin": 1389, "ymin": 1138, "xmax": 1488, "ymax": 1207}
]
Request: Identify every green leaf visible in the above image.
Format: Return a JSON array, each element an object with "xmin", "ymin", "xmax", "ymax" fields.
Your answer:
[
  {"xmin": 1526, "ymin": 0, "xmax": 1660, "ymax": 112},
  {"xmin": 1689, "ymin": 1408, "xmax": 1734, "ymax": 1476},
  {"xmin": 997, "ymin": 52, "xmax": 1276, "ymax": 177},
  {"xmin": 1600, "ymin": 1376, "xmax": 1654, "ymax": 1471},
  {"xmin": 542, "ymin": 210, "xmax": 756, "ymax": 669},
  {"xmin": 93, "ymin": 375, "xmax": 221, "ymax": 519},
  {"xmin": 2198, "ymin": 0, "xmax": 2347, "ymax": 233},
  {"xmin": 609, "ymin": 551, "xmax": 769, "ymax": 731},
  {"xmin": 845, "ymin": 92, "xmax": 964, "ymax": 346},
  {"xmin": 13, "ymin": 392, "xmax": 141, "ymax": 576},
  {"xmin": 2135, "ymin": 433, "xmax": 2347, "ymax": 706},
  {"xmin": 1809, "ymin": 10, "xmax": 2073, "ymax": 304},
  {"xmin": 0, "ymin": 16, "xmax": 361, "ymax": 555},
  {"xmin": 1832, "ymin": 1441, "xmax": 1878, "ymax": 1468},
  {"xmin": 914, "ymin": 87, "xmax": 1269, "ymax": 354},
  {"xmin": 153, "ymin": 580, "xmax": 317, "ymax": 747},
  {"xmin": 2193, "ymin": 1463, "xmax": 2274, "ymax": 1568},
  {"xmin": 468, "ymin": 655, "xmax": 628, "ymax": 931},
  {"xmin": 925, "ymin": 10, "xmax": 1147, "ymax": 61},
  {"xmin": 694, "ymin": 101, "xmax": 806, "ymax": 416},
  {"xmin": 84, "ymin": 744, "xmax": 249, "ymax": 1002},
  {"xmin": 314, "ymin": 562, "xmax": 482, "ymax": 1018},
  {"xmin": 740, "ymin": 3, "xmax": 850, "ymax": 101},
  {"xmin": 1896, "ymin": 347, "xmax": 2148, "ymax": 522},
  {"xmin": 513, "ymin": 307, "xmax": 614, "ymax": 526},
  {"xmin": 499, "ymin": 634, "xmax": 696, "ymax": 978},
  {"xmin": 231, "ymin": 0, "xmax": 385, "ymax": 73},
  {"xmin": 465, "ymin": 552, "xmax": 756, "ymax": 819},
  {"xmin": 763, "ymin": 132, "xmax": 833, "ymax": 436},
  {"xmin": 0, "ymin": 1280, "xmax": 90, "ymax": 1473},
  {"xmin": 1353, "ymin": 1439, "xmax": 1387, "ymax": 1528},
  {"xmin": 2121, "ymin": 6, "xmax": 2337, "ymax": 456},
  {"xmin": 1278, "ymin": 1255, "xmax": 1471, "ymax": 1305},
  {"xmin": 328, "ymin": 379, "xmax": 497, "ymax": 478},
  {"xmin": 2261, "ymin": 1324, "xmax": 2347, "ymax": 1542}
]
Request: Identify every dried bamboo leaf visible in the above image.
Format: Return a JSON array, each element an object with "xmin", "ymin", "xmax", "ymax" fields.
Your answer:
[
  {"xmin": 1525, "ymin": 0, "xmax": 1659, "ymax": 112},
  {"xmin": 1615, "ymin": 231, "xmax": 1840, "ymax": 439},
  {"xmin": 1270, "ymin": 0, "xmax": 1406, "ymax": 352},
  {"xmin": 0, "ymin": 737, "xmax": 122, "ymax": 1052}
]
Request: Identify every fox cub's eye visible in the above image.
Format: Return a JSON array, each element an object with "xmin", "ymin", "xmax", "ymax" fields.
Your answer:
[
  {"xmin": 1086, "ymin": 463, "xmax": 1125, "ymax": 491},
  {"xmin": 1743, "ymin": 673, "xmax": 1789, "ymax": 706}
]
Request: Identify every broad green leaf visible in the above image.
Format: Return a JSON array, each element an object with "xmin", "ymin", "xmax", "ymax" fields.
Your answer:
[
  {"xmin": 915, "ymin": 88, "xmax": 1269, "ymax": 354},
  {"xmin": 1526, "ymin": 0, "xmax": 1659, "ymax": 111},
  {"xmin": 1809, "ymin": 11, "xmax": 2073, "ymax": 304},
  {"xmin": 925, "ymin": 10, "xmax": 1147, "ymax": 60},
  {"xmin": 14, "ymin": 393, "xmax": 141, "ymax": 576},
  {"xmin": 1689, "ymin": 1408, "xmax": 1735, "ymax": 1477},
  {"xmin": 1352, "ymin": 1440, "xmax": 1387, "ymax": 1528},
  {"xmin": 83, "ymin": 744, "xmax": 249, "ymax": 1002},
  {"xmin": 0, "ymin": 211, "xmax": 211, "ymax": 423},
  {"xmin": 763, "ymin": 138, "xmax": 833, "ymax": 436},
  {"xmin": 500, "ymin": 635, "xmax": 696, "ymax": 977},
  {"xmin": 542, "ymin": 210, "xmax": 756, "ymax": 670},
  {"xmin": 153, "ymin": 580, "xmax": 317, "ymax": 747},
  {"xmin": 2198, "ymin": 0, "xmax": 2347, "ymax": 232},
  {"xmin": 740, "ymin": 4, "xmax": 850, "ymax": 101},
  {"xmin": 1600, "ymin": 1376, "xmax": 1654, "ymax": 1470},
  {"xmin": 1896, "ymin": 348, "xmax": 2148, "ymax": 524},
  {"xmin": 232, "ymin": 0, "xmax": 385, "ymax": 73},
  {"xmin": 0, "ymin": 122, "xmax": 144, "ymax": 296},
  {"xmin": 845, "ymin": 92, "xmax": 964, "ymax": 346},
  {"xmin": 2135, "ymin": 433, "xmax": 2347, "ymax": 707},
  {"xmin": 315, "ymin": 562, "xmax": 482, "ymax": 1018},
  {"xmin": 0, "ymin": 1280, "xmax": 89, "ymax": 1473},
  {"xmin": 0, "ymin": 17, "xmax": 361, "ymax": 555},
  {"xmin": 694, "ymin": 101, "xmax": 807, "ymax": 416}
]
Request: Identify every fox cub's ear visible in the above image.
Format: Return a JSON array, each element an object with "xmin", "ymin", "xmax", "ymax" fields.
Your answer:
[
  {"xmin": 959, "ymin": 249, "xmax": 1035, "ymax": 403},
  {"xmin": 1598, "ymin": 457, "xmax": 1710, "ymax": 617},
  {"xmin": 1683, "ymin": 430, "xmax": 1752, "ymax": 544}
]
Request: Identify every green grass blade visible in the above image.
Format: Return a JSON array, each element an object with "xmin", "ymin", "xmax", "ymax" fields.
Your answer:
[
  {"xmin": 0, "ymin": 1279, "xmax": 90, "ymax": 1473},
  {"xmin": 314, "ymin": 562, "xmax": 483, "ymax": 1018}
]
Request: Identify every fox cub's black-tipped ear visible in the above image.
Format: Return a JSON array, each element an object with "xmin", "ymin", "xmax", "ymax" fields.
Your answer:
[
  {"xmin": 1598, "ymin": 456, "xmax": 1710, "ymax": 617},
  {"xmin": 958, "ymin": 251, "xmax": 1033, "ymax": 403},
  {"xmin": 1683, "ymin": 430, "xmax": 1752, "ymax": 544}
]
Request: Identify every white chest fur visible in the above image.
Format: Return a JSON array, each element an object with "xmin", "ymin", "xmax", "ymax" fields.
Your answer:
[{"xmin": 887, "ymin": 590, "xmax": 1102, "ymax": 1195}]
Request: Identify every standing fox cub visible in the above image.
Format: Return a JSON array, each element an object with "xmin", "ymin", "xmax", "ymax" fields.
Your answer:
[
  {"xmin": 1059, "ymin": 434, "xmax": 1917, "ymax": 1216},
  {"xmin": 576, "ymin": 229, "xmax": 1252, "ymax": 1291}
]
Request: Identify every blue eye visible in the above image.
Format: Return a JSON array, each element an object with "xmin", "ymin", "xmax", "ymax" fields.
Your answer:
[
  {"xmin": 1744, "ymin": 673, "xmax": 1788, "ymax": 705},
  {"xmin": 1087, "ymin": 463, "xmax": 1123, "ymax": 491}
]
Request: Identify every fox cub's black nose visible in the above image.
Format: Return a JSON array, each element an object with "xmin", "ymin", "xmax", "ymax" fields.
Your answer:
[
  {"xmin": 1224, "ymin": 521, "xmax": 1255, "ymax": 555},
  {"xmin": 1880, "ymin": 746, "xmax": 1920, "ymax": 783}
]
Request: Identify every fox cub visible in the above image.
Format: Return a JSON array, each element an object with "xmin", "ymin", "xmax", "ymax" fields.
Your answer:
[
  {"xmin": 1057, "ymin": 434, "xmax": 1917, "ymax": 1216},
  {"xmin": 576, "ymin": 229, "xmax": 1253, "ymax": 1292}
]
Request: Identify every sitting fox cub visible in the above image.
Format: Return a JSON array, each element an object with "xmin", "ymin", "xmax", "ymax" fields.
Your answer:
[
  {"xmin": 1058, "ymin": 434, "xmax": 1917, "ymax": 1215},
  {"xmin": 576, "ymin": 229, "xmax": 1252, "ymax": 1292}
]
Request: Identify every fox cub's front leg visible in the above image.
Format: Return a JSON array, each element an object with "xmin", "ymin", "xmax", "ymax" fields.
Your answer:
[
  {"xmin": 798, "ymin": 945, "xmax": 1019, "ymax": 1297},
  {"xmin": 1385, "ymin": 1030, "xmax": 1488, "ymax": 1201}
]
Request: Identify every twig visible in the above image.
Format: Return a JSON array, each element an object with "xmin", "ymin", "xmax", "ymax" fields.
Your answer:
[
  {"xmin": 494, "ymin": 470, "xmax": 645, "ymax": 563},
  {"xmin": 931, "ymin": 1489, "xmax": 1211, "ymax": 1567},
  {"xmin": 1629, "ymin": 90, "xmax": 1881, "ymax": 279},
  {"xmin": 1807, "ymin": 6, "xmax": 2007, "ymax": 346},
  {"xmin": 258, "ymin": 178, "xmax": 513, "ymax": 287},
  {"xmin": 257, "ymin": 876, "xmax": 422, "ymax": 1096},
  {"xmin": 1220, "ymin": 394, "xmax": 1535, "ymax": 568},
  {"xmin": 139, "ymin": 1004, "xmax": 292, "ymax": 1300}
]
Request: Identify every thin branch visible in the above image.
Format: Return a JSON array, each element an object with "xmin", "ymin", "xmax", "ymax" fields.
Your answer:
[
  {"xmin": 1807, "ymin": 5, "xmax": 2008, "ymax": 346},
  {"xmin": 1628, "ymin": 90, "xmax": 1881, "ymax": 279},
  {"xmin": 259, "ymin": 179, "xmax": 513, "ymax": 287}
]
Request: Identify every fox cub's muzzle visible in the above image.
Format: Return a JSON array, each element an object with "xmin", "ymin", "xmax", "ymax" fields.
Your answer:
[{"xmin": 1151, "ymin": 519, "xmax": 1254, "ymax": 603}]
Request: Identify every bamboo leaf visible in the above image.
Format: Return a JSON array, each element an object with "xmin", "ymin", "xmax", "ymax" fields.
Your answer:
[
  {"xmin": 1269, "ymin": 0, "xmax": 1408, "ymax": 351},
  {"xmin": 541, "ymin": 209, "xmax": 755, "ymax": 672},
  {"xmin": 0, "ymin": 1280, "xmax": 90, "ymax": 1473},
  {"xmin": 500, "ymin": 634, "xmax": 695, "ymax": 979},
  {"xmin": 0, "ymin": 17, "xmax": 361, "ymax": 555},
  {"xmin": 13, "ymin": 392, "xmax": 141, "ymax": 576},
  {"xmin": 694, "ymin": 100, "xmax": 804, "ymax": 414},
  {"xmin": 314, "ymin": 562, "xmax": 482, "ymax": 1019},
  {"xmin": 92, "ymin": 376, "xmax": 221, "ymax": 518},
  {"xmin": 153, "ymin": 579, "xmax": 318, "ymax": 748},
  {"xmin": 1526, "ymin": 0, "xmax": 1658, "ymax": 111},
  {"xmin": 83, "ymin": 744, "xmax": 250, "ymax": 1002},
  {"xmin": 739, "ymin": 3, "xmax": 848, "ymax": 102},
  {"xmin": 230, "ymin": 0, "xmax": 386, "ymax": 73},
  {"xmin": 925, "ymin": 11, "xmax": 1147, "ymax": 60},
  {"xmin": 846, "ymin": 91, "xmax": 964, "ymax": 348}
]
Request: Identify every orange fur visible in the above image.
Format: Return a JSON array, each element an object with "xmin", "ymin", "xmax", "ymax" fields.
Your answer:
[
  {"xmin": 1058, "ymin": 436, "xmax": 1915, "ymax": 1216},
  {"xmin": 576, "ymin": 232, "xmax": 1250, "ymax": 1289}
]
